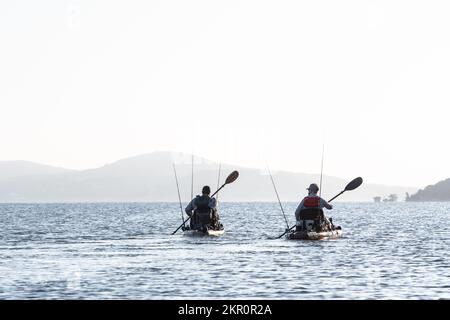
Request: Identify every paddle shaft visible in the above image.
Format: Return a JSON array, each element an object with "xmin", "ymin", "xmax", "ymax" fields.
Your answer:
[
  {"xmin": 328, "ymin": 190, "xmax": 345, "ymax": 203},
  {"xmin": 216, "ymin": 163, "xmax": 222, "ymax": 205},
  {"xmin": 211, "ymin": 182, "xmax": 226, "ymax": 198},
  {"xmin": 172, "ymin": 216, "xmax": 192, "ymax": 235}
]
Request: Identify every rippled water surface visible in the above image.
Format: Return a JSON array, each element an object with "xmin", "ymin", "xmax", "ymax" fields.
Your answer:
[{"xmin": 0, "ymin": 202, "xmax": 449, "ymax": 299}]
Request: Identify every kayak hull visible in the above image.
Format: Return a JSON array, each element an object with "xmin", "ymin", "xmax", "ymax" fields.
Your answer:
[
  {"xmin": 183, "ymin": 229, "xmax": 225, "ymax": 237},
  {"xmin": 286, "ymin": 229, "xmax": 343, "ymax": 240}
]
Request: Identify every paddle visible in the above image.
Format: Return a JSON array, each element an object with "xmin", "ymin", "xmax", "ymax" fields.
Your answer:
[
  {"xmin": 273, "ymin": 177, "xmax": 363, "ymax": 239},
  {"xmin": 171, "ymin": 170, "xmax": 239, "ymax": 235}
]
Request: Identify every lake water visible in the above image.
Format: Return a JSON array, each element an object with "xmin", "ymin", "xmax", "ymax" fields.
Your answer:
[{"xmin": 0, "ymin": 202, "xmax": 449, "ymax": 299}]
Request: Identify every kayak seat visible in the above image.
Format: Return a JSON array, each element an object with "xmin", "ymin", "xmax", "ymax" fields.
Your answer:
[
  {"xmin": 193, "ymin": 210, "xmax": 212, "ymax": 229},
  {"xmin": 299, "ymin": 208, "xmax": 324, "ymax": 220},
  {"xmin": 297, "ymin": 208, "xmax": 325, "ymax": 232}
]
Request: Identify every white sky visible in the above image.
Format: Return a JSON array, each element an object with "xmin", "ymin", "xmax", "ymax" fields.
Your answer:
[{"xmin": 1, "ymin": 0, "xmax": 449, "ymax": 187}]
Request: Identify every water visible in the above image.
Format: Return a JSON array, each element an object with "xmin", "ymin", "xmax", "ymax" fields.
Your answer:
[{"xmin": 0, "ymin": 202, "xmax": 449, "ymax": 299}]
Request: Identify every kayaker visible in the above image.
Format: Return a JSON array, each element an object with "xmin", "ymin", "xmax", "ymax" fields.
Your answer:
[
  {"xmin": 185, "ymin": 186, "xmax": 219, "ymax": 230},
  {"xmin": 295, "ymin": 183, "xmax": 333, "ymax": 231}
]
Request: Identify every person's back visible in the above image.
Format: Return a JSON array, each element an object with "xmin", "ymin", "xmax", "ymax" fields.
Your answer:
[
  {"xmin": 193, "ymin": 194, "xmax": 213, "ymax": 226},
  {"xmin": 185, "ymin": 186, "xmax": 217, "ymax": 230},
  {"xmin": 295, "ymin": 183, "xmax": 333, "ymax": 232}
]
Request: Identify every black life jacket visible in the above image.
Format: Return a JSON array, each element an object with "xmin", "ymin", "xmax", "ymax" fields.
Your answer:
[{"xmin": 194, "ymin": 195, "xmax": 211, "ymax": 214}]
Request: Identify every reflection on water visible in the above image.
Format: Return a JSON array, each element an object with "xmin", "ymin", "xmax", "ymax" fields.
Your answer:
[{"xmin": 0, "ymin": 202, "xmax": 449, "ymax": 299}]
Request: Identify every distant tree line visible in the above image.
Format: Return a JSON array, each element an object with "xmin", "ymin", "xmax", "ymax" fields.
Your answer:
[{"xmin": 406, "ymin": 178, "xmax": 450, "ymax": 201}]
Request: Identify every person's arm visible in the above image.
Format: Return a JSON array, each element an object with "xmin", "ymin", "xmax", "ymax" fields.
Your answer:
[
  {"xmin": 185, "ymin": 199, "xmax": 194, "ymax": 216},
  {"xmin": 295, "ymin": 200, "xmax": 305, "ymax": 221},
  {"xmin": 320, "ymin": 198, "xmax": 333, "ymax": 210},
  {"xmin": 209, "ymin": 197, "xmax": 217, "ymax": 209}
]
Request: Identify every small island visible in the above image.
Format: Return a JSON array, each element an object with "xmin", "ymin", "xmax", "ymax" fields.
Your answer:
[{"xmin": 406, "ymin": 178, "xmax": 450, "ymax": 202}]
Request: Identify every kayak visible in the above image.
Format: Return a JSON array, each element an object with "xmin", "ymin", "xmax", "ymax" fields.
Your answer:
[
  {"xmin": 286, "ymin": 229, "xmax": 343, "ymax": 240},
  {"xmin": 182, "ymin": 229, "xmax": 225, "ymax": 237}
]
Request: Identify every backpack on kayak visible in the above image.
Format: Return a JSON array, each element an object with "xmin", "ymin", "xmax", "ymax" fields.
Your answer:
[{"xmin": 193, "ymin": 195, "xmax": 212, "ymax": 228}]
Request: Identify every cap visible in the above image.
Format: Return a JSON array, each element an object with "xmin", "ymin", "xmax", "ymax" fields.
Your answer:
[{"xmin": 306, "ymin": 183, "xmax": 319, "ymax": 192}]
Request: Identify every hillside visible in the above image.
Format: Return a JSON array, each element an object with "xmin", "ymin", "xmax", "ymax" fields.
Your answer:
[
  {"xmin": 0, "ymin": 152, "xmax": 417, "ymax": 202},
  {"xmin": 406, "ymin": 178, "xmax": 450, "ymax": 201},
  {"xmin": 0, "ymin": 161, "xmax": 74, "ymax": 180}
]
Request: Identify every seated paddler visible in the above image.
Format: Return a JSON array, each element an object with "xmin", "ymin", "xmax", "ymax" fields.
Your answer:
[
  {"xmin": 184, "ymin": 186, "xmax": 218, "ymax": 231},
  {"xmin": 294, "ymin": 183, "xmax": 333, "ymax": 232}
]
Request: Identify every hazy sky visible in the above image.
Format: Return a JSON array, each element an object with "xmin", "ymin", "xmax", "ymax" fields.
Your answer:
[{"xmin": 1, "ymin": 0, "xmax": 449, "ymax": 187}]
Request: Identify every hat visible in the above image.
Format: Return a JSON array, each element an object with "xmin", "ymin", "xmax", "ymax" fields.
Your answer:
[{"xmin": 306, "ymin": 183, "xmax": 319, "ymax": 192}]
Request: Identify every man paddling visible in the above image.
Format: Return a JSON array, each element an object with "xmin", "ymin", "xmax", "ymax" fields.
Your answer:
[
  {"xmin": 185, "ymin": 186, "xmax": 220, "ymax": 231},
  {"xmin": 295, "ymin": 183, "xmax": 333, "ymax": 232}
]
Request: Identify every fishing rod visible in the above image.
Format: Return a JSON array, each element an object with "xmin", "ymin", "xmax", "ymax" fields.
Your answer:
[
  {"xmin": 319, "ymin": 144, "xmax": 324, "ymax": 197},
  {"xmin": 267, "ymin": 166, "xmax": 290, "ymax": 229},
  {"xmin": 191, "ymin": 153, "xmax": 194, "ymax": 201},
  {"xmin": 172, "ymin": 164, "xmax": 185, "ymax": 228}
]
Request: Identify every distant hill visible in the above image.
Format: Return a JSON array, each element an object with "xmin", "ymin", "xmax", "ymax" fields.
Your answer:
[
  {"xmin": 0, "ymin": 151, "xmax": 418, "ymax": 202},
  {"xmin": 406, "ymin": 178, "xmax": 450, "ymax": 201},
  {"xmin": 0, "ymin": 161, "xmax": 74, "ymax": 180}
]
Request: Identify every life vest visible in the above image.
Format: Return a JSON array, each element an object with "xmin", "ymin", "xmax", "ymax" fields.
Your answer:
[
  {"xmin": 194, "ymin": 195, "xmax": 212, "ymax": 214},
  {"xmin": 303, "ymin": 196, "xmax": 320, "ymax": 208}
]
